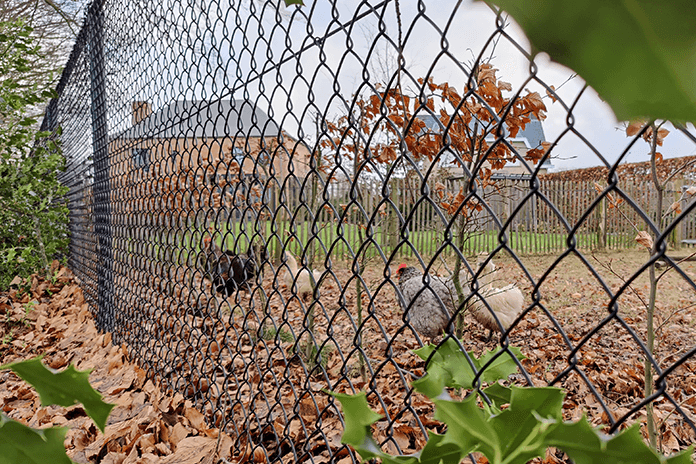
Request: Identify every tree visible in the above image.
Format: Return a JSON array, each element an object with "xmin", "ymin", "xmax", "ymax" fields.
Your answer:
[
  {"xmin": 0, "ymin": 1, "xmax": 83, "ymax": 116},
  {"xmin": 0, "ymin": 20, "xmax": 68, "ymax": 288},
  {"xmin": 322, "ymin": 62, "xmax": 549, "ymax": 336}
]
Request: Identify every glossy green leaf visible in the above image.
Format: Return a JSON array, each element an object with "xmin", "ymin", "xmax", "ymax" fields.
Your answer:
[
  {"xmin": 548, "ymin": 419, "xmax": 694, "ymax": 464},
  {"xmin": 491, "ymin": 387, "xmax": 564, "ymax": 461},
  {"xmin": 478, "ymin": 346, "xmax": 525, "ymax": 383},
  {"xmin": 0, "ymin": 414, "xmax": 72, "ymax": 464},
  {"xmin": 412, "ymin": 368, "xmax": 447, "ymax": 399},
  {"xmin": 330, "ymin": 391, "xmax": 382, "ymax": 450},
  {"xmin": 1, "ymin": 357, "xmax": 114, "ymax": 433},
  {"xmin": 433, "ymin": 393, "xmax": 494, "ymax": 456},
  {"xmin": 481, "ymin": 382, "xmax": 512, "ymax": 411},
  {"xmin": 336, "ymin": 343, "xmax": 690, "ymax": 464},
  {"xmin": 418, "ymin": 432, "xmax": 465, "ymax": 464},
  {"xmin": 433, "ymin": 387, "xmax": 563, "ymax": 464},
  {"xmin": 330, "ymin": 391, "xmax": 421, "ymax": 463},
  {"xmin": 414, "ymin": 339, "xmax": 524, "ymax": 390},
  {"xmin": 483, "ymin": 0, "xmax": 696, "ymax": 122}
]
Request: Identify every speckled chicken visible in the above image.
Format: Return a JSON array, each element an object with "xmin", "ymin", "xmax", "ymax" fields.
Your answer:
[{"xmin": 395, "ymin": 264, "xmax": 454, "ymax": 339}]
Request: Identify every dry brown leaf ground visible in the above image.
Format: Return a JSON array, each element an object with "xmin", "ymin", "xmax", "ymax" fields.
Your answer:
[
  {"xmin": 2, "ymin": 249, "xmax": 695, "ymax": 463},
  {"xmin": 0, "ymin": 265, "xmax": 236, "ymax": 464}
]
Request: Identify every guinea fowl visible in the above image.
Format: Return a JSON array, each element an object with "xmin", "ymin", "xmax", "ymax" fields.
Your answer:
[
  {"xmin": 468, "ymin": 254, "xmax": 524, "ymax": 341},
  {"xmin": 202, "ymin": 237, "xmax": 261, "ymax": 296},
  {"xmin": 395, "ymin": 264, "xmax": 453, "ymax": 339}
]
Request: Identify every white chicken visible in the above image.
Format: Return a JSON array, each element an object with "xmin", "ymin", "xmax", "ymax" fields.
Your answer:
[
  {"xmin": 283, "ymin": 251, "xmax": 322, "ymax": 300},
  {"xmin": 469, "ymin": 254, "xmax": 524, "ymax": 341}
]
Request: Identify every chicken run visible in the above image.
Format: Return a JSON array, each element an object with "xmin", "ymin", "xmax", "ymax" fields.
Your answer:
[{"xmin": 139, "ymin": 243, "xmax": 696, "ymax": 460}]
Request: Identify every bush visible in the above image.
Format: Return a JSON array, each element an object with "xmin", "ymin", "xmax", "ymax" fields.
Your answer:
[{"xmin": 0, "ymin": 20, "xmax": 68, "ymax": 289}]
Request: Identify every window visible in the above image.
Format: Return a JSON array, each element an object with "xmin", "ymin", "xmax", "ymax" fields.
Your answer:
[
  {"xmin": 232, "ymin": 147, "xmax": 245, "ymax": 164},
  {"xmin": 132, "ymin": 148, "xmax": 150, "ymax": 171}
]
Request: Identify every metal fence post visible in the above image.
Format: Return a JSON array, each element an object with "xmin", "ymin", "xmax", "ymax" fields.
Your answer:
[{"xmin": 87, "ymin": 0, "xmax": 114, "ymax": 332}]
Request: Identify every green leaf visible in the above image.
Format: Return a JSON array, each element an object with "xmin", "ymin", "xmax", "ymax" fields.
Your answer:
[
  {"xmin": 490, "ymin": 387, "xmax": 564, "ymax": 461},
  {"xmin": 0, "ymin": 414, "xmax": 72, "ymax": 464},
  {"xmin": 482, "ymin": 0, "xmax": 696, "ymax": 122},
  {"xmin": 414, "ymin": 339, "xmax": 524, "ymax": 390},
  {"xmin": 330, "ymin": 391, "xmax": 382, "ymax": 449},
  {"xmin": 667, "ymin": 447, "xmax": 695, "ymax": 464},
  {"xmin": 478, "ymin": 346, "xmax": 525, "ymax": 383},
  {"xmin": 418, "ymin": 432, "xmax": 465, "ymax": 464},
  {"xmin": 433, "ymin": 387, "xmax": 564, "ymax": 464},
  {"xmin": 414, "ymin": 339, "xmax": 477, "ymax": 389},
  {"xmin": 548, "ymin": 420, "xmax": 695, "ymax": 464},
  {"xmin": 481, "ymin": 382, "xmax": 512, "ymax": 410},
  {"xmin": 433, "ymin": 393, "xmax": 495, "ymax": 457},
  {"xmin": 412, "ymin": 367, "xmax": 448, "ymax": 399},
  {"xmin": 283, "ymin": 0, "xmax": 304, "ymax": 5},
  {"xmin": 0, "ymin": 357, "xmax": 114, "ymax": 433},
  {"xmin": 330, "ymin": 391, "xmax": 419, "ymax": 463}
]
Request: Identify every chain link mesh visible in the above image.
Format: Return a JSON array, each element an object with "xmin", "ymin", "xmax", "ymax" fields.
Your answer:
[{"xmin": 44, "ymin": 0, "xmax": 696, "ymax": 461}]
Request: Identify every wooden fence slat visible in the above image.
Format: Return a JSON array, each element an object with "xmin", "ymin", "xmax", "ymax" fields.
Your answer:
[{"xmin": 273, "ymin": 173, "xmax": 696, "ymax": 260}]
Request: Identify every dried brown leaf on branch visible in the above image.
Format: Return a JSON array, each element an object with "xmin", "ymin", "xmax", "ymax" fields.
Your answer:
[
  {"xmin": 525, "ymin": 142, "xmax": 552, "ymax": 165},
  {"xmin": 666, "ymin": 201, "xmax": 682, "ymax": 216},
  {"xmin": 635, "ymin": 231, "xmax": 654, "ymax": 250},
  {"xmin": 626, "ymin": 120, "xmax": 646, "ymax": 137}
]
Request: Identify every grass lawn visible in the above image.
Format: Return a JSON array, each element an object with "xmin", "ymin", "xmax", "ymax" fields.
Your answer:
[
  {"xmin": 186, "ymin": 219, "xmax": 639, "ymax": 263},
  {"xmin": 126, "ymin": 219, "xmax": 643, "ymax": 271}
]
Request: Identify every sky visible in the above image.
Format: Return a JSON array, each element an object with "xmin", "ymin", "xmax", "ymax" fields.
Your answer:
[
  {"xmin": 305, "ymin": 0, "xmax": 696, "ymax": 173},
  {"xmin": 95, "ymin": 0, "xmax": 696, "ymax": 173}
]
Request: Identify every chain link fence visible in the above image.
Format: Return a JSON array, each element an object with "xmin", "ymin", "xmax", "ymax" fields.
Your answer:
[{"xmin": 44, "ymin": 0, "xmax": 696, "ymax": 461}]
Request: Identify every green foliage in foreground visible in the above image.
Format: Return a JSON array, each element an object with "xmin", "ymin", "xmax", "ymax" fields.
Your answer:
[
  {"xmin": 0, "ymin": 357, "xmax": 115, "ymax": 464},
  {"xmin": 332, "ymin": 338, "xmax": 693, "ymax": 464},
  {"xmin": 0, "ymin": 20, "xmax": 68, "ymax": 290},
  {"xmin": 481, "ymin": 0, "xmax": 696, "ymax": 123}
]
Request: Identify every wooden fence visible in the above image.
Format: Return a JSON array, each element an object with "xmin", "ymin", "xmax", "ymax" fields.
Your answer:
[{"xmin": 255, "ymin": 175, "xmax": 696, "ymax": 261}]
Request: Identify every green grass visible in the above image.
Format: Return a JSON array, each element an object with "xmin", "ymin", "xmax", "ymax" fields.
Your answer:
[
  {"xmin": 453, "ymin": 229, "xmax": 638, "ymax": 255},
  {"xmin": 261, "ymin": 325, "xmax": 294, "ymax": 343},
  {"xmin": 116, "ymin": 218, "xmax": 643, "ymax": 271},
  {"xmin": 213, "ymin": 219, "xmax": 442, "ymax": 261}
]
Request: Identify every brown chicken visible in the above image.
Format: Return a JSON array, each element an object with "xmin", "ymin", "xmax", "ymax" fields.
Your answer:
[{"xmin": 395, "ymin": 264, "xmax": 454, "ymax": 339}]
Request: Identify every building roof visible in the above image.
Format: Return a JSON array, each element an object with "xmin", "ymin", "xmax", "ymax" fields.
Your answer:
[
  {"xmin": 419, "ymin": 113, "xmax": 552, "ymax": 169},
  {"xmin": 419, "ymin": 113, "xmax": 546, "ymax": 149},
  {"xmin": 119, "ymin": 99, "xmax": 280, "ymax": 140}
]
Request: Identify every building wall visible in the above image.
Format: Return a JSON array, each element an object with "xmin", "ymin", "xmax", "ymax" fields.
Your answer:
[
  {"xmin": 109, "ymin": 135, "xmax": 311, "ymax": 180},
  {"xmin": 106, "ymin": 135, "xmax": 312, "ymax": 229}
]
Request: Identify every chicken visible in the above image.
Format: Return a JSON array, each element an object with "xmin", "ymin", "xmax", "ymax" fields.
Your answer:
[
  {"xmin": 440, "ymin": 269, "xmax": 472, "ymax": 311},
  {"xmin": 202, "ymin": 236, "xmax": 262, "ymax": 296},
  {"xmin": 468, "ymin": 254, "xmax": 524, "ymax": 341},
  {"xmin": 395, "ymin": 264, "xmax": 453, "ymax": 339},
  {"xmin": 283, "ymin": 251, "xmax": 322, "ymax": 300}
]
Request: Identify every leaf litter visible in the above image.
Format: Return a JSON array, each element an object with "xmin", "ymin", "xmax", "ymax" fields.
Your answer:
[{"xmin": 1, "ymin": 250, "xmax": 695, "ymax": 463}]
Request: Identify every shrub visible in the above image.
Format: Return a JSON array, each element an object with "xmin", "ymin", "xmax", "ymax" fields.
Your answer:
[{"xmin": 0, "ymin": 20, "xmax": 68, "ymax": 289}]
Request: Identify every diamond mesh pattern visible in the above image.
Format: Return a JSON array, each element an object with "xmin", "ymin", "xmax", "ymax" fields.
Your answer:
[{"xmin": 44, "ymin": 0, "xmax": 696, "ymax": 461}]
